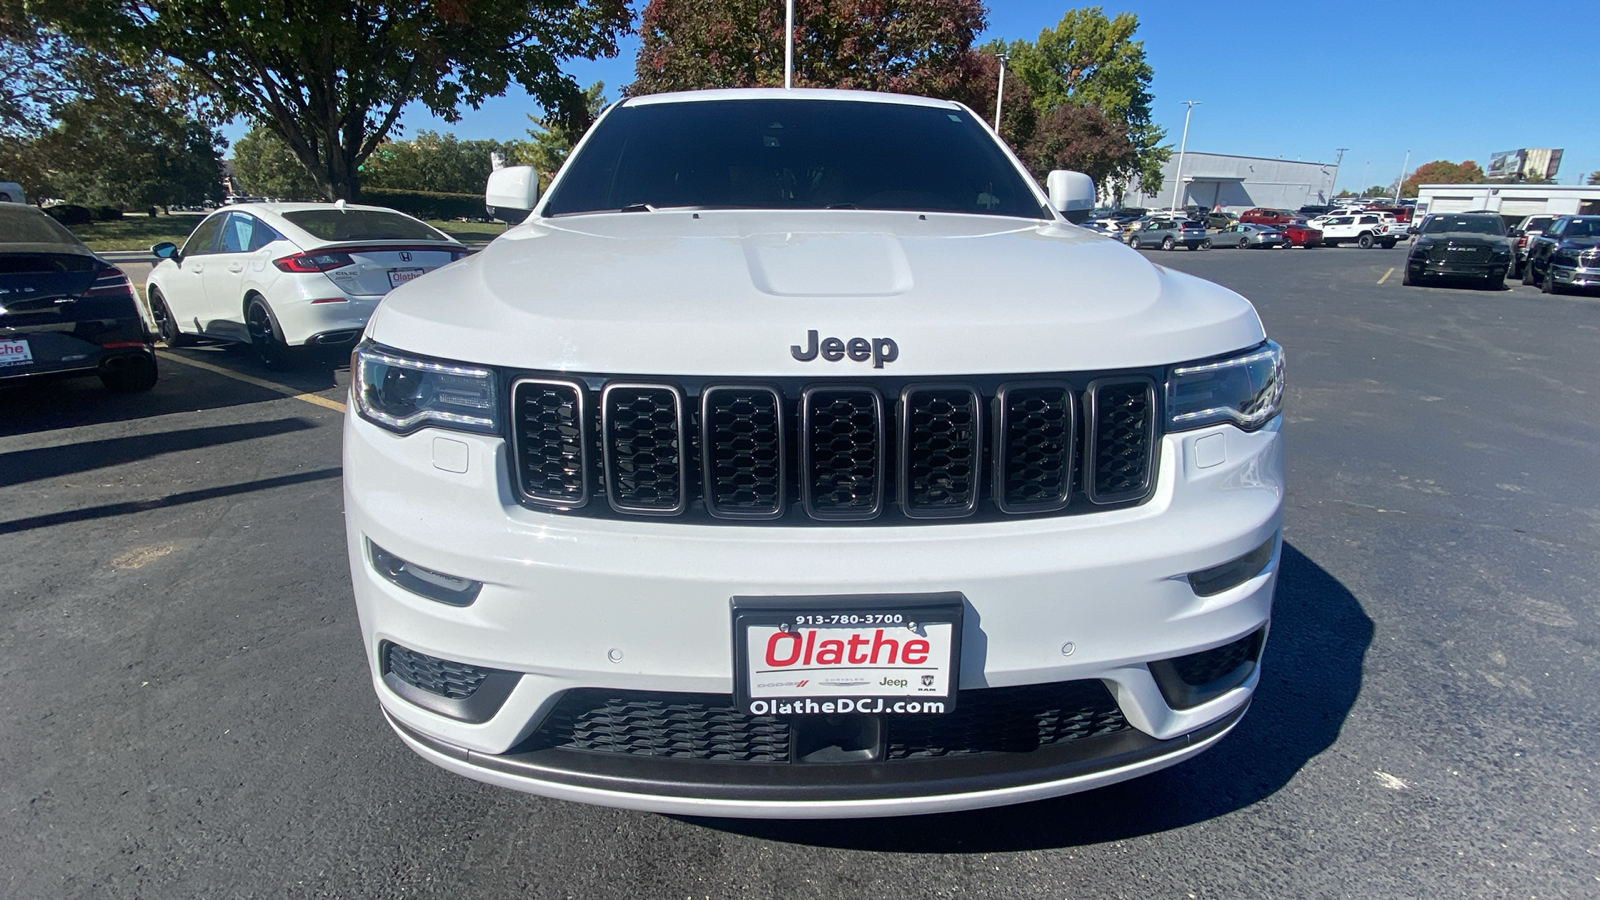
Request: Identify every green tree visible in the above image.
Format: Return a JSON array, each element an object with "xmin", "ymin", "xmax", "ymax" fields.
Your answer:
[
  {"xmin": 41, "ymin": 92, "xmax": 224, "ymax": 209},
  {"xmin": 630, "ymin": 0, "xmax": 986, "ymax": 98},
  {"xmin": 231, "ymin": 124, "xmax": 320, "ymax": 200},
  {"xmin": 1588, "ymin": 170, "xmax": 1600, "ymax": 186},
  {"xmin": 1400, "ymin": 160, "xmax": 1484, "ymax": 197},
  {"xmin": 998, "ymin": 8, "xmax": 1168, "ymax": 192},
  {"xmin": 42, "ymin": 0, "xmax": 630, "ymax": 201},
  {"xmin": 1022, "ymin": 103, "xmax": 1136, "ymax": 188},
  {"xmin": 362, "ymin": 131, "xmax": 526, "ymax": 195},
  {"xmin": 523, "ymin": 81, "xmax": 606, "ymax": 188}
]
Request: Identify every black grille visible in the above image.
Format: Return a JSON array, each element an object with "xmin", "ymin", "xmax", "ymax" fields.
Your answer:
[
  {"xmin": 602, "ymin": 384, "xmax": 686, "ymax": 513},
  {"xmin": 886, "ymin": 681, "xmax": 1128, "ymax": 759},
  {"xmin": 900, "ymin": 386, "xmax": 981, "ymax": 517},
  {"xmin": 520, "ymin": 681, "xmax": 1129, "ymax": 763},
  {"xmin": 802, "ymin": 387, "xmax": 884, "ymax": 519},
  {"xmin": 508, "ymin": 372, "xmax": 1162, "ymax": 522},
  {"xmin": 384, "ymin": 643, "xmax": 493, "ymax": 700},
  {"xmin": 1427, "ymin": 244, "xmax": 1494, "ymax": 264},
  {"xmin": 1168, "ymin": 631, "xmax": 1262, "ymax": 687},
  {"xmin": 511, "ymin": 380, "xmax": 587, "ymax": 506},
  {"xmin": 526, "ymin": 689, "xmax": 793, "ymax": 761},
  {"xmin": 1088, "ymin": 380, "xmax": 1156, "ymax": 503},
  {"xmin": 702, "ymin": 387, "xmax": 784, "ymax": 519},
  {"xmin": 995, "ymin": 383, "xmax": 1074, "ymax": 513}
]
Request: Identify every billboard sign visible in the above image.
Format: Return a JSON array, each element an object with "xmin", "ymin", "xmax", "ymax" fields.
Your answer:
[
  {"xmin": 1488, "ymin": 149, "xmax": 1525, "ymax": 179},
  {"xmin": 1488, "ymin": 148, "xmax": 1563, "ymax": 180}
]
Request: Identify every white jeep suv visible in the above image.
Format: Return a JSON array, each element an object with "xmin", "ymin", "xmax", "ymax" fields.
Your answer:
[{"xmin": 343, "ymin": 89, "xmax": 1285, "ymax": 818}]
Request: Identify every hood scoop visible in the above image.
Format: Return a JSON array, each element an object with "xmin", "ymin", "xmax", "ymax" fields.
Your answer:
[{"xmin": 742, "ymin": 231, "xmax": 913, "ymax": 297}]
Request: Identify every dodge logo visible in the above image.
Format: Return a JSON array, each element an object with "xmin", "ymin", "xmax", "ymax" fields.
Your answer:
[{"xmin": 791, "ymin": 330, "xmax": 898, "ymax": 368}]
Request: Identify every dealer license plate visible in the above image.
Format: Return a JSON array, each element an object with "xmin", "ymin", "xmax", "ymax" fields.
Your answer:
[
  {"xmin": 733, "ymin": 593, "xmax": 964, "ymax": 715},
  {"xmin": 387, "ymin": 267, "xmax": 425, "ymax": 288},
  {"xmin": 0, "ymin": 339, "xmax": 32, "ymax": 367}
]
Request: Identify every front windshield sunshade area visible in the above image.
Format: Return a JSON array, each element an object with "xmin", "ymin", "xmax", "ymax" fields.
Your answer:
[
  {"xmin": 1421, "ymin": 215, "xmax": 1504, "ymax": 236},
  {"xmin": 542, "ymin": 99, "xmax": 1050, "ymax": 220},
  {"xmin": 282, "ymin": 210, "xmax": 453, "ymax": 242}
]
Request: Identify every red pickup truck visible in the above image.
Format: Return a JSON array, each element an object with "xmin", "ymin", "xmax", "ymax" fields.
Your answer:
[{"xmin": 1240, "ymin": 208, "xmax": 1300, "ymax": 227}]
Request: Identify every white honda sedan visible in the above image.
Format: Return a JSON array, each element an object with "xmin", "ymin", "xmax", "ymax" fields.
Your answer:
[{"xmin": 145, "ymin": 202, "xmax": 467, "ymax": 367}]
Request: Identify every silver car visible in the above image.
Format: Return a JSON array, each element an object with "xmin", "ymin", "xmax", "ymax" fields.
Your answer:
[
  {"xmin": 1127, "ymin": 218, "xmax": 1210, "ymax": 250},
  {"xmin": 1213, "ymin": 223, "xmax": 1287, "ymax": 249}
]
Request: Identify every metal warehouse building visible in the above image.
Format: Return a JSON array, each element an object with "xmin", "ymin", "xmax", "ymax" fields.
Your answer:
[
  {"xmin": 1124, "ymin": 152, "xmax": 1339, "ymax": 213},
  {"xmin": 1415, "ymin": 183, "xmax": 1600, "ymax": 219}
]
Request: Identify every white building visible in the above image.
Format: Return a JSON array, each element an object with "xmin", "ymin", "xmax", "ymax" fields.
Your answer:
[
  {"xmin": 1124, "ymin": 152, "xmax": 1339, "ymax": 213},
  {"xmin": 1414, "ymin": 183, "xmax": 1600, "ymax": 220}
]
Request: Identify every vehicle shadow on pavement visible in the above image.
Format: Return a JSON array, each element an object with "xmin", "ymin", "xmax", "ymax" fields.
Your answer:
[
  {"xmin": 683, "ymin": 542, "xmax": 1373, "ymax": 851},
  {"xmin": 0, "ymin": 419, "xmax": 318, "ymax": 488}
]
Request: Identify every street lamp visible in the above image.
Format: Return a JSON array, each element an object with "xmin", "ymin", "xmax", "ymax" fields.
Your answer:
[
  {"xmin": 1328, "ymin": 147, "xmax": 1348, "ymax": 202},
  {"xmin": 1394, "ymin": 150, "xmax": 1410, "ymax": 204},
  {"xmin": 784, "ymin": 0, "xmax": 794, "ymax": 89},
  {"xmin": 992, "ymin": 52, "xmax": 1009, "ymax": 133},
  {"xmin": 1169, "ymin": 100, "xmax": 1200, "ymax": 213}
]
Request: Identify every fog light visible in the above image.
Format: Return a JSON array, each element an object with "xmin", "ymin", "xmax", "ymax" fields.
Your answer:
[
  {"xmin": 1188, "ymin": 536, "xmax": 1276, "ymax": 597},
  {"xmin": 368, "ymin": 541, "xmax": 482, "ymax": 606}
]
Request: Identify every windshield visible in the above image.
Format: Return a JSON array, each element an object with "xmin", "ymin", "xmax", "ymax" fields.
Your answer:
[
  {"xmin": 1560, "ymin": 218, "xmax": 1599, "ymax": 237},
  {"xmin": 543, "ymin": 98, "xmax": 1049, "ymax": 219},
  {"xmin": 282, "ymin": 209, "xmax": 452, "ymax": 242},
  {"xmin": 1421, "ymin": 215, "xmax": 1504, "ymax": 236},
  {"xmin": 0, "ymin": 206, "xmax": 85, "ymax": 247}
]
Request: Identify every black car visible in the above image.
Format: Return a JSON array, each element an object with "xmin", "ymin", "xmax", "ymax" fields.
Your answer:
[
  {"xmin": 1402, "ymin": 213, "xmax": 1512, "ymax": 289},
  {"xmin": 1298, "ymin": 204, "xmax": 1333, "ymax": 217},
  {"xmin": 1521, "ymin": 215, "xmax": 1600, "ymax": 295},
  {"xmin": 0, "ymin": 204, "xmax": 157, "ymax": 391}
]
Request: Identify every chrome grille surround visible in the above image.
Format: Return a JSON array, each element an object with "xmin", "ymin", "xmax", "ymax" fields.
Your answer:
[
  {"xmin": 601, "ymin": 382, "xmax": 688, "ymax": 516},
  {"xmin": 509, "ymin": 378, "xmax": 590, "ymax": 509}
]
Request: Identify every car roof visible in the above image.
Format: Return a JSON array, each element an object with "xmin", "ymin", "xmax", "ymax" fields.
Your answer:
[
  {"xmin": 0, "ymin": 202, "xmax": 96, "ymax": 257},
  {"xmin": 206, "ymin": 202, "xmax": 465, "ymax": 245},
  {"xmin": 621, "ymin": 87, "xmax": 964, "ymax": 111}
]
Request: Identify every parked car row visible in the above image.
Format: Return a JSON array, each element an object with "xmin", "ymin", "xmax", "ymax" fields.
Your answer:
[
  {"xmin": 1398, "ymin": 212, "xmax": 1597, "ymax": 295},
  {"xmin": 1089, "ymin": 202, "xmax": 1418, "ymax": 253}
]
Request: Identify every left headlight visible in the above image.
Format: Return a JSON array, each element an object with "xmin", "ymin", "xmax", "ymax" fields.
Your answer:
[
  {"xmin": 353, "ymin": 342, "xmax": 498, "ymax": 435},
  {"xmin": 1166, "ymin": 341, "xmax": 1284, "ymax": 432}
]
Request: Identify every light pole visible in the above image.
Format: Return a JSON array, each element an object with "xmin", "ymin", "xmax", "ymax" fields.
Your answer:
[
  {"xmin": 784, "ymin": 0, "xmax": 794, "ymax": 89},
  {"xmin": 1169, "ymin": 100, "xmax": 1200, "ymax": 213},
  {"xmin": 1394, "ymin": 150, "xmax": 1410, "ymax": 204},
  {"xmin": 992, "ymin": 52, "xmax": 1009, "ymax": 133},
  {"xmin": 1328, "ymin": 147, "xmax": 1348, "ymax": 202}
]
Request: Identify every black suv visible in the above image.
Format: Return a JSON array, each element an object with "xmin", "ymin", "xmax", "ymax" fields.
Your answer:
[
  {"xmin": 1521, "ymin": 215, "xmax": 1600, "ymax": 295},
  {"xmin": 1403, "ymin": 213, "xmax": 1512, "ymax": 289},
  {"xmin": 0, "ymin": 203, "xmax": 158, "ymax": 392}
]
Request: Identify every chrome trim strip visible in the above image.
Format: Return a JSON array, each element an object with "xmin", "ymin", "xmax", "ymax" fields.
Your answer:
[{"xmin": 508, "ymin": 377, "xmax": 590, "ymax": 509}]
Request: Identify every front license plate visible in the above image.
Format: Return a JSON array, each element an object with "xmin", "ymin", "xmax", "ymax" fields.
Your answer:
[
  {"xmin": 387, "ymin": 267, "xmax": 425, "ymax": 288},
  {"xmin": 0, "ymin": 339, "xmax": 32, "ymax": 367},
  {"xmin": 733, "ymin": 593, "xmax": 964, "ymax": 715}
]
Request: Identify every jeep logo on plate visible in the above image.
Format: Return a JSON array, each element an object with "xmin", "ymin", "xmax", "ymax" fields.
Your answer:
[{"xmin": 790, "ymin": 330, "xmax": 898, "ymax": 368}]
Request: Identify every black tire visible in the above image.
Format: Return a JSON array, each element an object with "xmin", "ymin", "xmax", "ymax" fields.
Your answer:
[
  {"xmin": 1509, "ymin": 259, "xmax": 1522, "ymax": 280},
  {"xmin": 1161, "ymin": 236, "xmax": 1175, "ymax": 251},
  {"xmin": 1358, "ymin": 233, "xmax": 1374, "ymax": 249},
  {"xmin": 1402, "ymin": 268, "xmax": 1414, "ymax": 286},
  {"xmin": 1522, "ymin": 260, "xmax": 1538, "ymax": 285},
  {"xmin": 1542, "ymin": 269, "xmax": 1564, "ymax": 295},
  {"xmin": 1486, "ymin": 269, "xmax": 1506, "ymax": 291},
  {"xmin": 246, "ymin": 297, "xmax": 294, "ymax": 370},
  {"xmin": 1380, "ymin": 240, "xmax": 1396, "ymax": 249},
  {"xmin": 1128, "ymin": 236, "xmax": 1141, "ymax": 250},
  {"xmin": 149, "ymin": 291, "xmax": 191, "ymax": 348},
  {"xmin": 100, "ymin": 353, "xmax": 158, "ymax": 393},
  {"xmin": 1201, "ymin": 238, "xmax": 1212, "ymax": 250},
  {"xmin": 1239, "ymin": 237, "xmax": 1250, "ymax": 248}
]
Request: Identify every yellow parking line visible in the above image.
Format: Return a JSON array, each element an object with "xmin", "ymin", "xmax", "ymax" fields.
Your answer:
[
  {"xmin": 1377, "ymin": 267, "xmax": 1394, "ymax": 285},
  {"xmin": 158, "ymin": 351, "xmax": 347, "ymax": 413}
]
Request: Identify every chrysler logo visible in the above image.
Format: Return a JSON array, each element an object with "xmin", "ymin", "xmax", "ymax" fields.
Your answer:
[
  {"xmin": 398, "ymin": 251, "xmax": 412, "ymax": 262},
  {"xmin": 790, "ymin": 330, "xmax": 899, "ymax": 368}
]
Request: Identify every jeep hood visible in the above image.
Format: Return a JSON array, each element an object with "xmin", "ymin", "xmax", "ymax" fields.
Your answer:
[{"xmin": 369, "ymin": 211, "xmax": 1265, "ymax": 376}]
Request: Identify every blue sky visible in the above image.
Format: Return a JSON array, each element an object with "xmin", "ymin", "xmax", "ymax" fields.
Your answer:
[{"xmin": 227, "ymin": 1, "xmax": 1598, "ymax": 185}]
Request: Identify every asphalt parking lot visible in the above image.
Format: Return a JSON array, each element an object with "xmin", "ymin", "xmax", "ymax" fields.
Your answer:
[{"xmin": 3, "ymin": 244, "xmax": 1597, "ymax": 898}]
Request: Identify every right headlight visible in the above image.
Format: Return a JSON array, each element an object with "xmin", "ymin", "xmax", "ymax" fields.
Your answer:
[
  {"xmin": 1166, "ymin": 341, "xmax": 1284, "ymax": 432},
  {"xmin": 353, "ymin": 341, "xmax": 499, "ymax": 435}
]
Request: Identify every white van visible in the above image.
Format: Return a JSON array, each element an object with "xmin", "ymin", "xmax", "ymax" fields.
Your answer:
[{"xmin": 0, "ymin": 183, "xmax": 25, "ymax": 204}]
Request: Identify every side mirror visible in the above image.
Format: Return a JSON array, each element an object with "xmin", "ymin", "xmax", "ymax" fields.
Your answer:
[
  {"xmin": 1046, "ymin": 170, "xmax": 1095, "ymax": 224},
  {"xmin": 152, "ymin": 241, "xmax": 178, "ymax": 260},
  {"xmin": 1406, "ymin": 225, "xmax": 1418, "ymax": 235},
  {"xmin": 486, "ymin": 166, "xmax": 539, "ymax": 223}
]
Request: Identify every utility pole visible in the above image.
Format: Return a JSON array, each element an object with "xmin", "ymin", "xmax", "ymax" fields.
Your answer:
[
  {"xmin": 1328, "ymin": 148, "xmax": 1348, "ymax": 202},
  {"xmin": 1394, "ymin": 150, "xmax": 1410, "ymax": 203},
  {"xmin": 993, "ymin": 52, "xmax": 1009, "ymax": 133},
  {"xmin": 784, "ymin": 0, "xmax": 794, "ymax": 89},
  {"xmin": 1169, "ymin": 100, "xmax": 1201, "ymax": 213}
]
